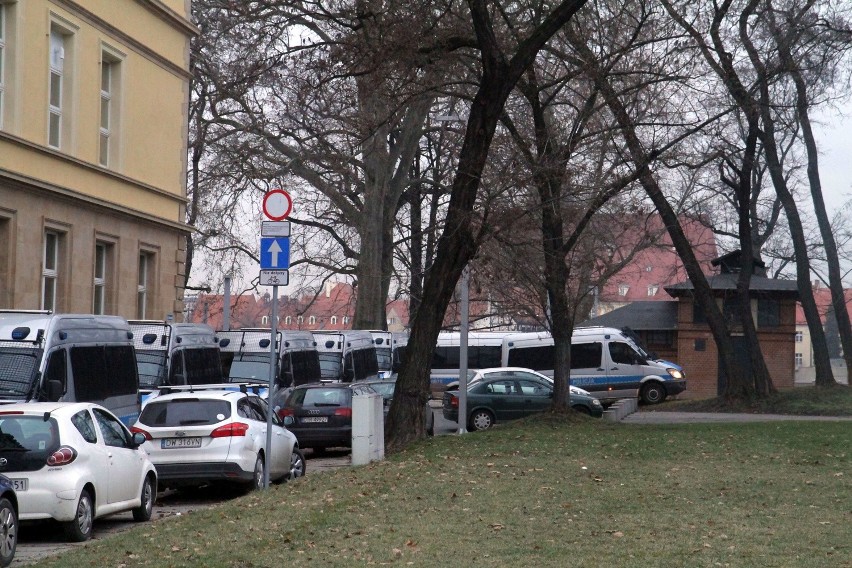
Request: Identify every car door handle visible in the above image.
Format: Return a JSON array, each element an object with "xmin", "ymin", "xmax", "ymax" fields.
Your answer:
[
  {"xmin": 597, "ymin": 368, "xmax": 605, "ymax": 371},
  {"xmin": 610, "ymin": 367, "xmax": 618, "ymax": 371}
]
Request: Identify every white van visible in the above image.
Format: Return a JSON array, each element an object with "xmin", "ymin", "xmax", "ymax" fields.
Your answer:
[
  {"xmin": 0, "ymin": 310, "xmax": 140, "ymax": 424},
  {"xmin": 430, "ymin": 331, "xmax": 506, "ymax": 396},
  {"xmin": 129, "ymin": 321, "xmax": 223, "ymax": 396},
  {"xmin": 217, "ymin": 329, "xmax": 322, "ymax": 388},
  {"xmin": 367, "ymin": 330, "xmax": 394, "ymax": 378},
  {"xmin": 501, "ymin": 327, "xmax": 686, "ymax": 404},
  {"xmin": 312, "ymin": 330, "xmax": 379, "ymax": 382}
]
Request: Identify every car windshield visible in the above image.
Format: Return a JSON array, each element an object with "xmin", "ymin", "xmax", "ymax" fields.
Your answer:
[
  {"xmin": 317, "ymin": 353, "xmax": 341, "ymax": 380},
  {"xmin": 0, "ymin": 346, "xmax": 42, "ymax": 398},
  {"xmin": 136, "ymin": 349, "xmax": 167, "ymax": 389},
  {"xmin": 138, "ymin": 398, "xmax": 232, "ymax": 427},
  {"xmin": 365, "ymin": 381, "xmax": 395, "ymax": 399}
]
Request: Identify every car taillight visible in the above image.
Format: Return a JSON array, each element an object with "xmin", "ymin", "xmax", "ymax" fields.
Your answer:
[
  {"xmin": 278, "ymin": 408, "xmax": 294, "ymax": 419},
  {"xmin": 46, "ymin": 446, "xmax": 77, "ymax": 467},
  {"xmin": 334, "ymin": 408, "xmax": 352, "ymax": 418},
  {"xmin": 211, "ymin": 422, "xmax": 249, "ymax": 438},
  {"xmin": 450, "ymin": 396, "xmax": 458, "ymax": 409},
  {"xmin": 130, "ymin": 426, "xmax": 152, "ymax": 440}
]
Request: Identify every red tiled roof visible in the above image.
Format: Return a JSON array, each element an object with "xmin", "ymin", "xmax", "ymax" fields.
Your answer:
[{"xmin": 795, "ymin": 286, "xmax": 852, "ymax": 325}]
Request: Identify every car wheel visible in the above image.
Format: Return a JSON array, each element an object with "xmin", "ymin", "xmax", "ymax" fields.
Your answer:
[
  {"xmin": 468, "ymin": 409, "xmax": 494, "ymax": 431},
  {"xmin": 572, "ymin": 404, "xmax": 592, "ymax": 416},
  {"xmin": 289, "ymin": 448, "xmax": 306, "ymax": 480},
  {"xmin": 0, "ymin": 497, "xmax": 17, "ymax": 568},
  {"xmin": 64, "ymin": 489, "xmax": 94, "ymax": 542},
  {"xmin": 640, "ymin": 382, "xmax": 666, "ymax": 405},
  {"xmin": 426, "ymin": 409, "xmax": 435, "ymax": 437},
  {"xmin": 250, "ymin": 454, "xmax": 265, "ymax": 491},
  {"xmin": 132, "ymin": 475, "xmax": 156, "ymax": 522}
]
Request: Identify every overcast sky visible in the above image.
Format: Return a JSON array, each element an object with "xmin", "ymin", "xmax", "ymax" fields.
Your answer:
[{"xmin": 814, "ymin": 109, "xmax": 852, "ymax": 213}]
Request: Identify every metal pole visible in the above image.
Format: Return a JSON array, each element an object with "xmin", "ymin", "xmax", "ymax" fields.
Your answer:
[
  {"xmin": 457, "ymin": 265, "xmax": 469, "ymax": 434},
  {"xmin": 223, "ymin": 276, "xmax": 231, "ymax": 331},
  {"xmin": 264, "ymin": 285, "xmax": 278, "ymax": 488}
]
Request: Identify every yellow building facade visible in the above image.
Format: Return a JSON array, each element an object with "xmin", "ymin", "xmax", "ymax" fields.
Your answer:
[{"xmin": 0, "ymin": 0, "xmax": 194, "ymax": 319}]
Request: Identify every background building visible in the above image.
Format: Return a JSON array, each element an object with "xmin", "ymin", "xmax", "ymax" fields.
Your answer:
[{"xmin": 0, "ymin": 0, "xmax": 194, "ymax": 319}]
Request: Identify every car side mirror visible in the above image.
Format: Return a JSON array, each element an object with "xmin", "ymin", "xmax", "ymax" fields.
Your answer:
[{"xmin": 131, "ymin": 432, "xmax": 147, "ymax": 448}]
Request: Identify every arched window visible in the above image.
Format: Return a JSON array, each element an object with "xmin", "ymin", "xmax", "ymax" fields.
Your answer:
[
  {"xmin": 261, "ymin": 316, "xmax": 269, "ymax": 325},
  {"xmin": 331, "ymin": 316, "xmax": 337, "ymax": 325},
  {"xmin": 285, "ymin": 316, "xmax": 291, "ymax": 325},
  {"xmin": 309, "ymin": 316, "xmax": 316, "ymax": 325},
  {"xmin": 297, "ymin": 315, "xmax": 303, "ymax": 324}
]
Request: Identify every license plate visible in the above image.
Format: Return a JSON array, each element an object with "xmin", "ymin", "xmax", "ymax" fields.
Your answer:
[
  {"xmin": 300, "ymin": 417, "xmax": 328, "ymax": 423},
  {"xmin": 9, "ymin": 478, "xmax": 27, "ymax": 491},
  {"xmin": 161, "ymin": 437, "xmax": 202, "ymax": 449}
]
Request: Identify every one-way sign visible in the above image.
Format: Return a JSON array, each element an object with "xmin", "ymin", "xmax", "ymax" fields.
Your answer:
[{"xmin": 260, "ymin": 237, "xmax": 290, "ymax": 269}]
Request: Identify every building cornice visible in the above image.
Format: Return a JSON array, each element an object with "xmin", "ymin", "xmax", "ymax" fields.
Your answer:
[
  {"xmin": 0, "ymin": 134, "xmax": 190, "ymax": 234},
  {"xmin": 1, "ymin": 168, "xmax": 191, "ymax": 234},
  {"xmin": 52, "ymin": 0, "xmax": 196, "ymax": 80}
]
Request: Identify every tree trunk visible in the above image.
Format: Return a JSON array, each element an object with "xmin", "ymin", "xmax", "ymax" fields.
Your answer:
[
  {"xmin": 773, "ymin": 22, "xmax": 846, "ymax": 386},
  {"xmin": 567, "ymin": 31, "xmax": 745, "ymax": 395},
  {"xmin": 385, "ymin": 0, "xmax": 590, "ymax": 451}
]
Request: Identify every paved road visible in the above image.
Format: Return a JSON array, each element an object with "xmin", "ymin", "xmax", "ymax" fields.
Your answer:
[{"xmin": 12, "ymin": 448, "xmax": 353, "ymax": 566}]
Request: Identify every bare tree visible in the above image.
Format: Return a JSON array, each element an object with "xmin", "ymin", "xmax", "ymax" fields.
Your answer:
[{"xmin": 386, "ymin": 0, "xmax": 590, "ymax": 450}]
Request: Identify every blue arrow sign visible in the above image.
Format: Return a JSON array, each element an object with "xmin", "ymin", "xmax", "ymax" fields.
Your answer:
[{"xmin": 260, "ymin": 237, "xmax": 290, "ymax": 269}]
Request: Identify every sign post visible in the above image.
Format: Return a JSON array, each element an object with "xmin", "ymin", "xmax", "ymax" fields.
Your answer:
[{"xmin": 260, "ymin": 190, "xmax": 292, "ymax": 488}]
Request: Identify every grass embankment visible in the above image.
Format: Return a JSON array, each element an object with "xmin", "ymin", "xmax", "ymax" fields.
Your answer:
[
  {"xmin": 661, "ymin": 384, "xmax": 852, "ymax": 416},
  {"xmin": 33, "ymin": 413, "xmax": 850, "ymax": 568}
]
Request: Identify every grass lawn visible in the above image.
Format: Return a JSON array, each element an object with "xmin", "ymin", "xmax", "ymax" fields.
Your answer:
[
  {"xmin": 31, "ymin": 413, "xmax": 850, "ymax": 568},
  {"xmin": 661, "ymin": 384, "xmax": 852, "ymax": 416}
]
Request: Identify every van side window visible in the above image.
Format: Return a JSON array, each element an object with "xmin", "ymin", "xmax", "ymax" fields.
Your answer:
[
  {"xmin": 570, "ymin": 342, "xmax": 602, "ymax": 370},
  {"xmin": 70, "ymin": 346, "xmax": 109, "ymax": 401},
  {"xmin": 104, "ymin": 345, "xmax": 138, "ymax": 396},
  {"xmin": 169, "ymin": 351, "xmax": 185, "ymax": 384},
  {"xmin": 43, "ymin": 349, "xmax": 67, "ymax": 399},
  {"xmin": 609, "ymin": 342, "xmax": 640, "ymax": 365},
  {"xmin": 507, "ymin": 345, "xmax": 554, "ymax": 371}
]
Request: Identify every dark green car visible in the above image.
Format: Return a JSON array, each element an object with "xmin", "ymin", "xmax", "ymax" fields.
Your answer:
[{"xmin": 442, "ymin": 369, "xmax": 603, "ymax": 430}]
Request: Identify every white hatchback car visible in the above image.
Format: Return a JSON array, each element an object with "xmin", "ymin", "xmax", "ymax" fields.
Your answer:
[
  {"xmin": 132, "ymin": 389, "xmax": 303, "ymax": 491},
  {"xmin": 0, "ymin": 402, "xmax": 156, "ymax": 542}
]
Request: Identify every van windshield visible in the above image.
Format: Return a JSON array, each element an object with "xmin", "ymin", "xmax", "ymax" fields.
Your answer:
[
  {"xmin": 228, "ymin": 360, "xmax": 271, "ymax": 382},
  {"xmin": 375, "ymin": 347, "xmax": 392, "ymax": 372},
  {"xmin": 318, "ymin": 352, "xmax": 341, "ymax": 380},
  {"xmin": 136, "ymin": 349, "xmax": 167, "ymax": 389},
  {"xmin": 0, "ymin": 346, "xmax": 42, "ymax": 398}
]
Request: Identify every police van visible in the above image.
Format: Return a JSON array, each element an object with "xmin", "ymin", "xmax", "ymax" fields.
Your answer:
[
  {"xmin": 0, "ymin": 310, "xmax": 140, "ymax": 424},
  {"xmin": 312, "ymin": 330, "xmax": 379, "ymax": 383},
  {"xmin": 129, "ymin": 321, "xmax": 223, "ymax": 397},
  {"xmin": 430, "ymin": 331, "xmax": 504, "ymax": 397},
  {"xmin": 501, "ymin": 327, "xmax": 686, "ymax": 404},
  {"xmin": 217, "ymin": 328, "xmax": 322, "ymax": 389}
]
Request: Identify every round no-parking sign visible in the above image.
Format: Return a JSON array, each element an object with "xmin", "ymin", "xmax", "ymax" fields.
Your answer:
[{"xmin": 262, "ymin": 189, "xmax": 293, "ymax": 221}]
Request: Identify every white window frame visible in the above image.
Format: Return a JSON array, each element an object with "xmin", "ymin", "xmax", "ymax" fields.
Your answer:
[
  {"xmin": 618, "ymin": 284, "xmax": 629, "ymax": 297},
  {"xmin": 647, "ymin": 284, "xmax": 659, "ymax": 297},
  {"xmin": 285, "ymin": 316, "xmax": 291, "ymax": 325},
  {"xmin": 42, "ymin": 231, "xmax": 59, "ymax": 310},
  {"xmin": 343, "ymin": 316, "xmax": 349, "ymax": 325},
  {"xmin": 137, "ymin": 252, "xmax": 151, "ymax": 319},
  {"xmin": 330, "ymin": 316, "xmax": 337, "ymax": 325},
  {"xmin": 48, "ymin": 27, "xmax": 65, "ymax": 148},
  {"xmin": 297, "ymin": 315, "xmax": 303, "ymax": 324},
  {"xmin": 309, "ymin": 315, "xmax": 316, "ymax": 325},
  {"xmin": 795, "ymin": 331, "xmax": 803, "ymax": 343},
  {"xmin": 0, "ymin": 5, "xmax": 6, "ymax": 129},
  {"xmin": 93, "ymin": 243, "xmax": 107, "ymax": 314},
  {"xmin": 794, "ymin": 352, "xmax": 803, "ymax": 367},
  {"xmin": 99, "ymin": 58, "xmax": 112, "ymax": 165}
]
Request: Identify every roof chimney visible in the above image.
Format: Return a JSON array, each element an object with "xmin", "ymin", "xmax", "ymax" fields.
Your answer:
[{"xmin": 325, "ymin": 281, "xmax": 334, "ymax": 298}]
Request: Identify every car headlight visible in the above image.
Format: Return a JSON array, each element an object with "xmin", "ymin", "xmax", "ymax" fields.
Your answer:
[
  {"xmin": 667, "ymin": 368, "xmax": 684, "ymax": 380},
  {"xmin": 591, "ymin": 399, "xmax": 602, "ymax": 407}
]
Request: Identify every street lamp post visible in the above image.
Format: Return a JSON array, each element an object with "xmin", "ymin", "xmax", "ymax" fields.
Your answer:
[{"xmin": 457, "ymin": 265, "xmax": 470, "ymax": 434}]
